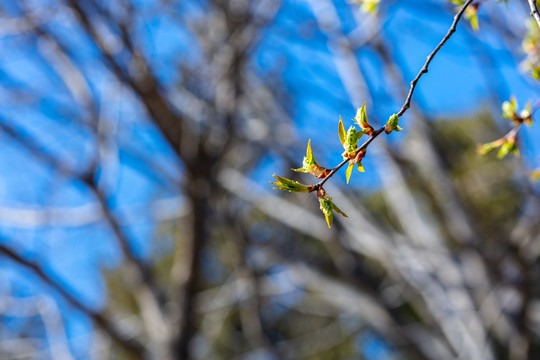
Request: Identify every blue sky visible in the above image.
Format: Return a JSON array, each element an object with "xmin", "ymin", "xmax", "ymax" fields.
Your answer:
[{"xmin": 0, "ymin": 0, "xmax": 539, "ymax": 358}]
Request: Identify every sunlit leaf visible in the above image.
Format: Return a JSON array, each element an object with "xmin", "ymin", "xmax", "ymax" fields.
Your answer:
[
  {"xmin": 306, "ymin": 139, "xmax": 314, "ymax": 163},
  {"xmin": 532, "ymin": 66, "xmax": 540, "ymax": 81},
  {"xmin": 318, "ymin": 193, "xmax": 348, "ymax": 228},
  {"xmin": 292, "ymin": 140, "xmax": 331, "ymax": 178},
  {"xmin": 464, "ymin": 5, "xmax": 479, "ymax": 31},
  {"xmin": 355, "ymin": 102, "xmax": 374, "ymax": 135},
  {"xmin": 468, "ymin": 12, "xmax": 479, "ymax": 31},
  {"xmin": 270, "ymin": 175, "xmax": 313, "ymax": 193},
  {"xmin": 346, "ymin": 161, "xmax": 354, "ymax": 184},
  {"xmin": 502, "ymin": 97, "xmax": 517, "ymax": 120},
  {"xmin": 497, "ymin": 140, "xmax": 519, "ymax": 159},
  {"xmin": 477, "ymin": 139, "xmax": 504, "ymax": 156},
  {"xmin": 338, "ymin": 116, "xmax": 347, "ymax": 147}
]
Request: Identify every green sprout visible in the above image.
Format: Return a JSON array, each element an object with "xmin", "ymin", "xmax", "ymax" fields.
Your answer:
[
  {"xmin": 318, "ymin": 189, "xmax": 348, "ymax": 228},
  {"xmin": 384, "ymin": 114, "xmax": 402, "ymax": 134},
  {"xmin": 355, "ymin": 102, "xmax": 374, "ymax": 135},
  {"xmin": 271, "ymin": 175, "xmax": 315, "ymax": 193},
  {"xmin": 293, "ymin": 139, "xmax": 331, "ymax": 179},
  {"xmin": 477, "ymin": 134, "xmax": 519, "ymax": 159}
]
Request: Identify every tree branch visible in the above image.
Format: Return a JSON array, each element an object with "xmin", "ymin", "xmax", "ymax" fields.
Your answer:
[
  {"xmin": 396, "ymin": 0, "xmax": 473, "ymax": 117},
  {"xmin": 528, "ymin": 0, "xmax": 540, "ymax": 30},
  {"xmin": 0, "ymin": 243, "xmax": 147, "ymax": 359},
  {"xmin": 0, "ymin": 117, "xmax": 168, "ymax": 355},
  {"xmin": 313, "ymin": 0, "xmax": 473, "ymax": 190}
]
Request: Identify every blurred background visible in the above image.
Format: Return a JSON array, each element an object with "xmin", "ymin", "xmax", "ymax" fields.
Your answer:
[{"xmin": 0, "ymin": 0, "xmax": 540, "ymax": 359}]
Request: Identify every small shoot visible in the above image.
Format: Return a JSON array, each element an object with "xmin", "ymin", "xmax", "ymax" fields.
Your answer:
[
  {"xmin": 345, "ymin": 149, "xmax": 366, "ymax": 184},
  {"xmin": 338, "ymin": 116, "xmax": 347, "ymax": 148},
  {"xmin": 477, "ymin": 133, "xmax": 519, "ymax": 159},
  {"xmin": 497, "ymin": 136, "xmax": 519, "ymax": 159},
  {"xmin": 465, "ymin": 5, "xmax": 479, "ymax": 31},
  {"xmin": 271, "ymin": 175, "xmax": 314, "ymax": 193},
  {"xmin": 355, "ymin": 102, "xmax": 374, "ymax": 135},
  {"xmin": 384, "ymin": 114, "xmax": 402, "ymax": 134},
  {"xmin": 293, "ymin": 139, "xmax": 331, "ymax": 179},
  {"xmin": 339, "ymin": 116, "xmax": 367, "ymax": 183},
  {"xmin": 502, "ymin": 97, "xmax": 533, "ymax": 126},
  {"xmin": 339, "ymin": 117, "xmax": 364, "ymax": 159},
  {"xmin": 317, "ymin": 188, "xmax": 348, "ymax": 228},
  {"xmin": 531, "ymin": 65, "xmax": 540, "ymax": 82}
]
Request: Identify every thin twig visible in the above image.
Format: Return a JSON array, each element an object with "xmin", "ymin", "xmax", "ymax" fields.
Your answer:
[
  {"xmin": 0, "ymin": 117, "xmax": 168, "ymax": 352},
  {"xmin": 316, "ymin": 127, "xmax": 384, "ymax": 188},
  {"xmin": 396, "ymin": 0, "xmax": 473, "ymax": 117},
  {"xmin": 528, "ymin": 0, "xmax": 540, "ymax": 30},
  {"xmin": 314, "ymin": 0, "xmax": 473, "ymax": 190}
]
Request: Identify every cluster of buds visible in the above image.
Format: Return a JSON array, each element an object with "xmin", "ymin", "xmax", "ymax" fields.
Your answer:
[
  {"xmin": 339, "ymin": 106, "xmax": 369, "ymax": 184},
  {"xmin": 477, "ymin": 131, "xmax": 519, "ymax": 159},
  {"xmin": 272, "ymin": 102, "xmax": 404, "ymax": 228},
  {"xmin": 501, "ymin": 97, "xmax": 532, "ymax": 126},
  {"xmin": 478, "ymin": 97, "xmax": 533, "ymax": 159}
]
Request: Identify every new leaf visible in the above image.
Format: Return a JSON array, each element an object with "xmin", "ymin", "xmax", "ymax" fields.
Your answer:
[
  {"xmin": 319, "ymin": 194, "xmax": 348, "ymax": 228},
  {"xmin": 355, "ymin": 102, "xmax": 374, "ymax": 135},
  {"xmin": 292, "ymin": 140, "xmax": 331, "ymax": 179},
  {"xmin": 270, "ymin": 175, "xmax": 314, "ymax": 193}
]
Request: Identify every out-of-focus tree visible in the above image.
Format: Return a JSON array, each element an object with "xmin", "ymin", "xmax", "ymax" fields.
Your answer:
[{"xmin": 1, "ymin": 0, "xmax": 540, "ymax": 360}]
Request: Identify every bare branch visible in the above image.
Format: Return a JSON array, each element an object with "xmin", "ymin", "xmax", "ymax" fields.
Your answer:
[
  {"xmin": 0, "ymin": 116, "xmax": 169, "ymax": 356},
  {"xmin": 528, "ymin": 0, "xmax": 540, "ymax": 30},
  {"xmin": 0, "ymin": 243, "xmax": 147, "ymax": 359},
  {"xmin": 397, "ymin": 0, "xmax": 473, "ymax": 117}
]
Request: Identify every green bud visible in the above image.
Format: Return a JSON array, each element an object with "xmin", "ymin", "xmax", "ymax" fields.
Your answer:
[
  {"xmin": 318, "ymin": 193, "xmax": 348, "ymax": 228},
  {"xmin": 344, "ymin": 126, "xmax": 361, "ymax": 154},
  {"xmin": 466, "ymin": 10, "xmax": 479, "ymax": 31},
  {"xmin": 292, "ymin": 140, "xmax": 331, "ymax": 179},
  {"xmin": 355, "ymin": 102, "xmax": 374, "ymax": 135},
  {"xmin": 520, "ymin": 101, "xmax": 533, "ymax": 125},
  {"xmin": 319, "ymin": 197, "xmax": 334, "ymax": 228},
  {"xmin": 384, "ymin": 114, "xmax": 402, "ymax": 134},
  {"xmin": 338, "ymin": 116, "xmax": 347, "ymax": 148},
  {"xmin": 532, "ymin": 66, "xmax": 540, "ymax": 82},
  {"xmin": 271, "ymin": 175, "xmax": 314, "ymax": 193},
  {"xmin": 477, "ymin": 139, "xmax": 504, "ymax": 156},
  {"xmin": 502, "ymin": 97, "xmax": 517, "ymax": 119},
  {"xmin": 497, "ymin": 140, "xmax": 519, "ymax": 159}
]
